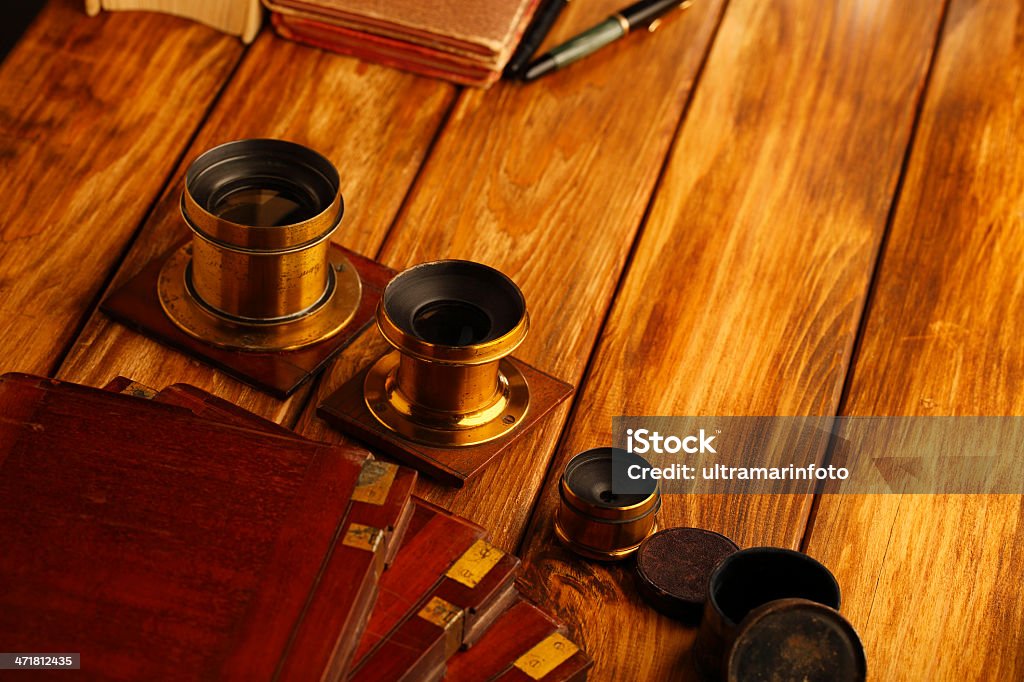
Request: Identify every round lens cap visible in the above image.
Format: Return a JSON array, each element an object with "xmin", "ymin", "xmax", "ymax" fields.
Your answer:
[{"xmin": 635, "ymin": 527, "xmax": 739, "ymax": 623}]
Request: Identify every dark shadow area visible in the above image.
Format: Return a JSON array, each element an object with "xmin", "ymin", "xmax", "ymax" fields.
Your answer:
[{"xmin": 2, "ymin": 0, "xmax": 47, "ymax": 63}]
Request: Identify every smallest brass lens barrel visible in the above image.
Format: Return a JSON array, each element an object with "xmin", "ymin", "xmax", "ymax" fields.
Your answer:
[
  {"xmin": 364, "ymin": 260, "xmax": 531, "ymax": 447},
  {"xmin": 554, "ymin": 447, "xmax": 661, "ymax": 561},
  {"xmin": 160, "ymin": 139, "xmax": 361, "ymax": 351}
]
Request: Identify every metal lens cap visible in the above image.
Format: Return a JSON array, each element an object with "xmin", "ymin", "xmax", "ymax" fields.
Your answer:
[{"xmin": 727, "ymin": 598, "xmax": 866, "ymax": 682}]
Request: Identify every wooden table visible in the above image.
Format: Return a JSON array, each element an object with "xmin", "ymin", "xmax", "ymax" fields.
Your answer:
[{"xmin": 2, "ymin": 0, "xmax": 1021, "ymax": 679}]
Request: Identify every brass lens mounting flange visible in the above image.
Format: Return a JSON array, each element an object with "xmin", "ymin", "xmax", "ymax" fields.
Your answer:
[
  {"xmin": 158, "ymin": 139, "xmax": 361, "ymax": 352},
  {"xmin": 364, "ymin": 260, "xmax": 531, "ymax": 447}
]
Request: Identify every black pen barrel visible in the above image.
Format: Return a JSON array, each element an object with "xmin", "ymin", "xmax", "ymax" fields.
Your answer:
[
  {"xmin": 520, "ymin": 0, "xmax": 686, "ymax": 82},
  {"xmin": 506, "ymin": 0, "xmax": 568, "ymax": 77},
  {"xmin": 619, "ymin": 0, "xmax": 683, "ymax": 29}
]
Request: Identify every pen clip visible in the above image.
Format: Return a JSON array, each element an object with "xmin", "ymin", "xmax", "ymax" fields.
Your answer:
[{"xmin": 648, "ymin": 0, "xmax": 693, "ymax": 32}]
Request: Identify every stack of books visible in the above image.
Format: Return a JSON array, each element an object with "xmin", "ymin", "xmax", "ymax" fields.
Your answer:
[
  {"xmin": 263, "ymin": 0, "xmax": 541, "ymax": 87},
  {"xmin": 0, "ymin": 373, "xmax": 591, "ymax": 681}
]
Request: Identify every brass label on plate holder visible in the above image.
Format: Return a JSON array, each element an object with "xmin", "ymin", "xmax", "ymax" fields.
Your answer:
[
  {"xmin": 417, "ymin": 596, "xmax": 465, "ymax": 657},
  {"xmin": 341, "ymin": 523, "xmax": 383, "ymax": 553},
  {"xmin": 513, "ymin": 632, "xmax": 580, "ymax": 680},
  {"xmin": 445, "ymin": 539, "xmax": 504, "ymax": 588},
  {"xmin": 417, "ymin": 596, "xmax": 463, "ymax": 628},
  {"xmin": 351, "ymin": 460, "xmax": 398, "ymax": 505},
  {"xmin": 118, "ymin": 381, "xmax": 158, "ymax": 399}
]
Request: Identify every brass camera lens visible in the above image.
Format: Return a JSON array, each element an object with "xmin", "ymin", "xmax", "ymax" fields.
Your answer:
[
  {"xmin": 157, "ymin": 139, "xmax": 362, "ymax": 351},
  {"xmin": 554, "ymin": 447, "xmax": 661, "ymax": 561},
  {"xmin": 364, "ymin": 260, "xmax": 531, "ymax": 447}
]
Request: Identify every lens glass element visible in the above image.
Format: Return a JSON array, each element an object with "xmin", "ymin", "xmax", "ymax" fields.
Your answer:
[
  {"xmin": 566, "ymin": 449, "xmax": 656, "ymax": 508},
  {"xmin": 211, "ymin": 179, "xmax": 319, "ymax": 227},
  {"xmin": 411, "ymin": 300, "xmax": 492, "ymax": 346}
]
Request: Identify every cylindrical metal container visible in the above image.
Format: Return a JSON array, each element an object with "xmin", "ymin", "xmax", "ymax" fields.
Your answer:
[
  {"xmin": 553, "ymin": 447, "xmax": 661, "ymax": 560},
  {"xmin": 364, "ymin": 260, "xmax": 531, "ymax": 447},
  {"xmin": 693, "ymin": 547, "xmax": 841, "ymax": 681},
  {"xmin": 726, "ymin": 598, "xmax": 866, "ymax": 682},
  {"xmin": 158, "ymin": 139, "xmax": 361, "ymax": 351}
]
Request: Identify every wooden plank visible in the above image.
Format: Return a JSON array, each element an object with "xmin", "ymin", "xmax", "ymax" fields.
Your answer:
[
  {"xmin": 805, "ymin": 0, "xmax": 1024, "ymax": 678},
  {"xmin": 511, "ymin": 0, "xmax": 948, "ymax": 679},
  {"xmin": 56, "ymin": 29, "xmax": 455, "ymax": 419},
  {"xmin": 295, "ymin": 0, "xmax": 728, "ymax": 544},
  {"xmin": 0, "ymin": 0, "xmax": 244, "ymax": 376}
]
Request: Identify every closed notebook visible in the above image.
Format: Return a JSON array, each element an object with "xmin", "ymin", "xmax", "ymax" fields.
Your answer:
[
  {"xmin": 264, "ymin": 0, "xmax": 540, "ymax": 86},
  {"xmin": 265, "ymin": 0, "xmax": 535, "ymax": 58},
  {"xmin": 272, "ymin": 13, "xmax": 499, "ymax": 87}
]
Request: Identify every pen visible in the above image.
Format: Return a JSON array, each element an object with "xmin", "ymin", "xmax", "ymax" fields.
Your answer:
[
  {"xmin": 505, "ymin": 0, "xmax": 571, "ymax": 79},
  {"xmin": 522, "ymin": 0, "xmax": 692, "ymax": 82}
]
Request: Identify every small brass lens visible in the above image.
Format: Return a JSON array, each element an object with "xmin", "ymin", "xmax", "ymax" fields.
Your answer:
[
  {"xmin": 157, "ymin": 139, "xmax": 362, "ymax": 351},
  {"xmin": 364, "ymin": 260, "xmax": 531, "ymax": 447},
  {"xmin": 554, "ymin": 447, "xmax": 661, "ymax": 561}
]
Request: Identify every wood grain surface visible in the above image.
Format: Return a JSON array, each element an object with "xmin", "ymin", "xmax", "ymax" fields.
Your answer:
[
  {"xmin": 56, "ymin": 27, "xmax": 454, "ymax": 419},
  {"xmin": 0, "ymin": 0, "xmax": 242, "ymax": 376},
  {"xmin": 513, "ymin": 0, "xmax": 947, "ymax": 679},
  {"xmin": 5, "ymin": 0, "xmax": 1024, "ymax": 679},
  {"xmin": 805, "ymin": 0, "xmax": 1024, "ymax": 678},
  {"xmin": 294, "ymin": 0, "xmax": 728, "ymax": 545}
]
